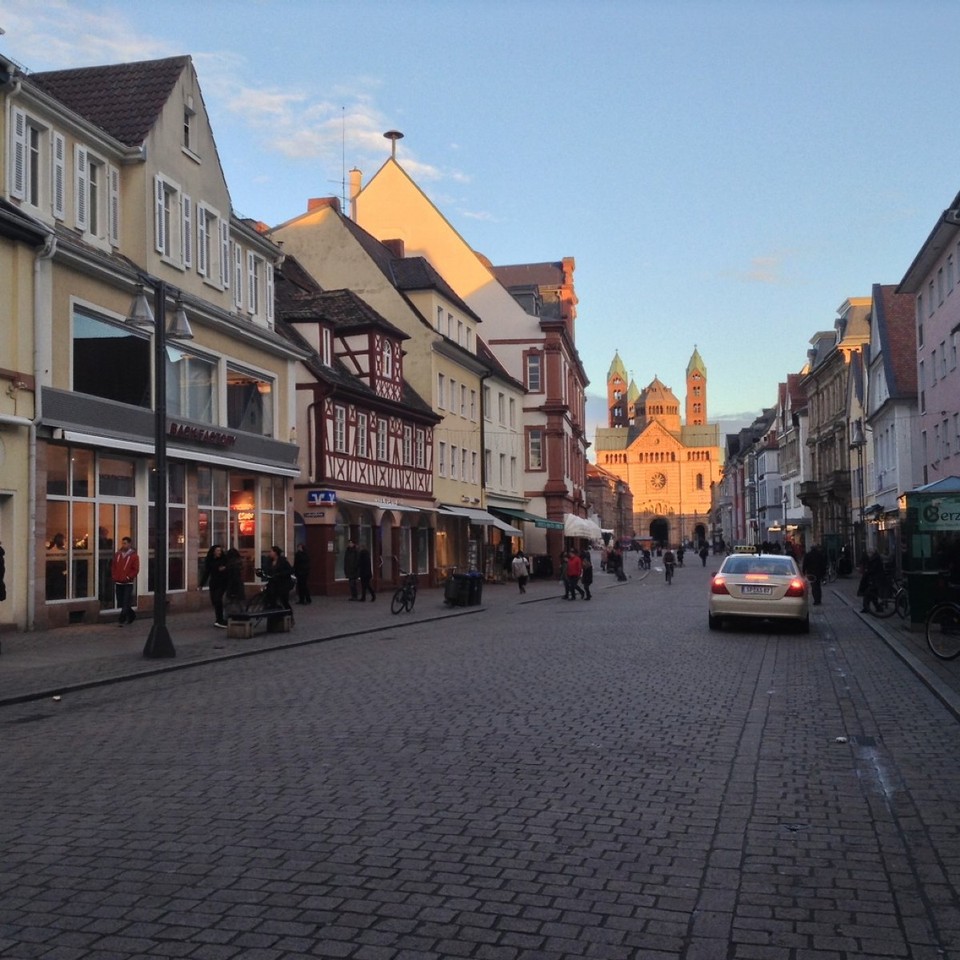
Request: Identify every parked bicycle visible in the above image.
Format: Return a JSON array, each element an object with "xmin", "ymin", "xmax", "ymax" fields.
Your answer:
[
  {"xmin": 926, "ymin": 596, "xmax": 960, "ymax": 660},
  {"xmin": 635, "ymin": 552, "xmax": 651, "ymax": 582},
  {"xmin": 391, "ymin": 571, "xmax": 418, "ymax": 614},
  {"xmin": 862, "ymin": 573, "xmax": 899, "ymax": 619}
]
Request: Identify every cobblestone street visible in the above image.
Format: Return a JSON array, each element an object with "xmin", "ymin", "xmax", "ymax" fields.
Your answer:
[{"xmin": 3, "ymin": 561, "xmax": 960, "ymax": 959}]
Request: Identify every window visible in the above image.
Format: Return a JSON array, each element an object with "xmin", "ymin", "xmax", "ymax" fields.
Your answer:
[
  {"xmin": 483, "ymin": 385, "xmax": 491, "ymax": 420},
  {"xmin": 246, "ymin": 251, "xmax": 274, "ymax": 322},
  {"xmin": 438, "ymin": 441, "xmax": 446, "ymax": 477},
  {"xmin": 322, "ymin": 327, "xmax": 332, "ymax": 367},
  {"xmin": 154, "ymin": 174, "xmax": 182, "ymax": 262},
  {"xmin": 447, "ymin": 313, "xmax": 454, "ymax": 338},
  {"xmin": 470, "ymin": 389, "xmax": 477, "ymax": 421},
  {"xmin": 462, "ymin": 448, "xmax": 469, "ymax": 482},
  {"xmin": 527, "ymin": 428, "xmax": 544, "ymax": 470},
  {"xmin": 196, "ymin": 204, "xmax": 225, "ymax": 284},
  {"xmin": 334, "ymin": 405, "xmax": 346, "ymax": 452},
  {"xmin": 166, "ymin": 344, "xmax": 218, "ymax": 423},
  {"xmin": 377, "ymin": 418, "xmax": 387, "ymax": 461},
  {"xmin": 917, "ymin": 296, "xmax": 924, "ymax": 340},
  {"xmin": 73, "ymin": 307, "xmax": 150, "ymax": 408},
  {"xmin": 357, "ymin": 413, "xmax": 368, "ymax": 458},
  {"xmin": 450, "ymin": 445, "xmax": 458, "ymax": 479},
  {"xmin": 457, "ymin": 320, "xmax": 464, "ymax": 345},
  {"xmin": 510, "ymin": 457, "xmax": 517, "ymax": 489},
  {"xmin": 183, "ymin": 103, "xmax": 197, "ymax": 154},
  {"xmin": 952, "ymin": 333, "xmax": 958, "ymax": 371},
  {"xmin": 499, "ymin": 453, "xmax": 505, "ymax": 486},
  {"xmin": 415, "ymin": 429, "xmax": 425, "ymax": 469},
  {"xmin": 484, "ymin": 448, "xmax": 492, "ymax": 482},
  {"xmin": 437, "ymin": 373, "xmax": 445, "ymax": 408},
  {"xmin": 403, "ymin": 425, "xmax": 412, "ymax": 466},
  {"xmin": 227, "ymin": 367, "xmax": 274, "ymax": 437},
  {"xmin": 526, "ymin": 353, "xmax": 542, "ymax": 392},
  {"xmin": 696, "ymin": 473, "xmax": 704, "ymax": 490},
  {"xmin": 498, "ymin": 392, "xmax": 505, "ymax": 425},
  {"xmin": 460, "ymin": 384, "xmax": 467, "ymax": 417},
  {"xmin": 919, "ymin": 360, "xmax": 926, "ymax": 414},
  {"xmin": 383, "ymin": 340, "xmax": 394, "ymax": 379},
  {"xmin": 449, "ymin": 378, "xmax": 456, "ymax": 411},
  {"xmin": 949, "ymin": 255, "xmax": 955, "ymax": 294},
  {"xmin": 938, "ymin": 268, "xmax": 945, "ymax": 305},
  {"xmin": 437, "ymin": 306, "xmax": 443, "ymax": 331},
  {"xmin": 509, "ymin": 397, "xmax": 516, "ymax": 428},
  {"xmin": 928, "ymin": 281, "xmax": 935, "ymax": 316},
  {"xmin": 75, "ymin": 146, "xmax": 118, "ymax": 244}
]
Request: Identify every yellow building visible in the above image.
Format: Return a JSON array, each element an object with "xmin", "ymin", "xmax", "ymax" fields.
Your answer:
[{"xmin": 594, "ymin": 348, "xmax": 721, "ymax": 547}]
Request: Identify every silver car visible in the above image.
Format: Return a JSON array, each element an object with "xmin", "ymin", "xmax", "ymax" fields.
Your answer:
[{"xmin": 708, "ymin": 553, "xmax": 810, "ymax": 633}]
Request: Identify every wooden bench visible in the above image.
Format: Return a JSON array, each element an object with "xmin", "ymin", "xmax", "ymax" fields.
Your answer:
[{"xmin": 227, "ymin": 609, "xmax": 293, "ymax": 639}]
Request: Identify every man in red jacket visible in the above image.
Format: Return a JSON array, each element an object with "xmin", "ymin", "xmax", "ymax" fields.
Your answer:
[
  {"xmin": 565, "ymin": 550, "xmax": 585, "ymax": 600},
  {"xmin": 111, "ymin": 536, "xmax": 140, "ymax": 625}
]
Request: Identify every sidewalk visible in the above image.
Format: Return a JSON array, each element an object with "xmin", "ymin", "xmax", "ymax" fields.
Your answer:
[
  {"xmin": 827, "ymin": 573, "xmax": 960, "ymax": 720},
  {"xmin": 0, "ymin": 576, "xmax": 571, "ymax": 707}
]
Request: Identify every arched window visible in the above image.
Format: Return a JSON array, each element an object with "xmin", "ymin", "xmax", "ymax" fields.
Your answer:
[
  {"xmin": 696, "ymin": 473, "xmax": 704, "ymax": 490},
  {"xmin": 382, "ymin": 340, "xmax": 393, "ymax": 378}
]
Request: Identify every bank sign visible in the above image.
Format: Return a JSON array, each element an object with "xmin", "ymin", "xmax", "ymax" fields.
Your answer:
[{"xmin": 918, "ymin": 498, "xmax": 960, "ymax": 531}]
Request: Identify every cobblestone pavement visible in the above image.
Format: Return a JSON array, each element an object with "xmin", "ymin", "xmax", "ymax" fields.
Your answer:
[{"xmin": 3, "ymin": 559, "xmax": 960, "ymax": 959}]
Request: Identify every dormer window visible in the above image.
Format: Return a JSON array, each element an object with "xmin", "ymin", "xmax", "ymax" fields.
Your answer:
[{"xmin": 382, "ymin": 340, "xmax": 394, "ymax": 379}]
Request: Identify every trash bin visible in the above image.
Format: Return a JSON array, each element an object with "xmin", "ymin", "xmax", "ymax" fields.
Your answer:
[
  {"xmin": 444, "ymin": 573, "xmax": 470, "ymax": 606},
  {"xmin": 532, "ymin": 555, "xmax": 553, "ymax": 579},
  {"xmin": 466, "ymin": 572, "xmax": 483, "ymax": 606}
]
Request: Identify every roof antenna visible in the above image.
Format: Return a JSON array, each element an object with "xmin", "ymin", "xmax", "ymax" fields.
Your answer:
[{"xmin": 384, "ymin": 129, "xmax": 404, "ymax": 159}]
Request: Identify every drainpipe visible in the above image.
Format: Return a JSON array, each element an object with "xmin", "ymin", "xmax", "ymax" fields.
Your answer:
[{"xmin": 27, "ymin": 231, "xmax": 57, "ymax": 629}]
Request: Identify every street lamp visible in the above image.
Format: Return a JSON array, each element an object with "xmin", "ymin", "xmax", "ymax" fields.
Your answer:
[
  {"xmin": 126, "ymin": 279, "xmax": 193, "ymax": 659},
  {"xmin": 849, "ymin": 418, "xmax": 867, "ymax": 567}
]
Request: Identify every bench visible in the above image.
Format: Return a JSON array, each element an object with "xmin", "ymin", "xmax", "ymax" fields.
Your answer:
[{"xmin": 227, "ymin": 609, "xmax": 293, "ymax": 639}]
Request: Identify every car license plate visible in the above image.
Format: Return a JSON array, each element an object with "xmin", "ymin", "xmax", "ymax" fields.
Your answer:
[{"xmin": 741, "ymin": 585, "xmax": 773, "ymax": 596}]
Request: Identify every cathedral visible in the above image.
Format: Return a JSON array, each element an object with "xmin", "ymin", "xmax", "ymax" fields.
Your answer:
[{"xmin": 593, "ymin": 348, "xmax": 722, "ymax": 548}]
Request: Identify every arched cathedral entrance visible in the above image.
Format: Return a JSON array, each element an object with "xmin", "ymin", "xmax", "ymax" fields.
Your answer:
[{"xmin": 650, "ymin": 517, "xmax": 669, "ymax": 547}]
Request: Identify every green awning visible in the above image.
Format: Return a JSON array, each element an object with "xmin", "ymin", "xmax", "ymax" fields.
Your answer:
[{"xmin": 493, "ymin": 507, "xmax": 565, "ymax": 530}]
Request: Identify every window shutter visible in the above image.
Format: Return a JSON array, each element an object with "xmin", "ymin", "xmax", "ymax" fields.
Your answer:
[
  {"xmin": 233, "ymin": 242, "xmax": 243, "ymax": 308},
  {"xmin": 247, "ymin": 251, "xmax": 256, "ymax": 314},
  {"xmin": 11, "ymin": 108, "xmax": 26, "ymax": 199},
  {"xmin": 154, "ymin": 176, "xmax": 166, "ymax": 254},
  {"xmin": 74, "ymin": 145, "xmax": 88, "ymax": 231},
  {"xmin": 196, "ymin": 204, "xmax": 207, "ymax": 275},
  {"xmin": 219, "ymin": 220, "xmax": 230, "ymax": 288},
  {"xmin": 108, "ymin": 164, "xmax": 120, "ymax": 245},
  {"xmin": 52, "ymin": 132, "xmax": 66, "ymax": 219},
  {"xmin": 266, "ymin": 260, "xmax": 275, "ymax": 323},
  {"xmin": 182, "ymin": 195, "xmax": 193, "ymax": 267}
]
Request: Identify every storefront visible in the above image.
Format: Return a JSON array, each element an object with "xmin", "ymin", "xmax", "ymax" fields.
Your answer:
[
  {"xmin": 38, "ymin": 388, "xmax": 299, "ymax": 628},
  {"xmin": 437, "ymin": 504, "xmax": 521, "ymax": 581}
]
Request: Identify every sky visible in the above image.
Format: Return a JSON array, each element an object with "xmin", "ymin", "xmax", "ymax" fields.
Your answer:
[{"xmin": 3, "ymin": 0, "xmax": 960, "ymax": 441}]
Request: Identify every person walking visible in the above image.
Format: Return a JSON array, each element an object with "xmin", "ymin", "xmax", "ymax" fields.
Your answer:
[
  {"xmin": 859, "ymin": 548, "xmax": 885, "ymax": 613},
  {"xmin": 344, "ymin": 539, "xmax": 360, "ymax": 600},
  {"xmin": 565, "ymin": 549, "xmax": 584, "ymax": 600},
  {"xmin": 802, "ymin": 542, "xmax": 827, "ymax": 605},
  {"xmin": 580, "ymin": 549, "xmax": 593, "ymax": 600},
  {"xmin": 358, "ymin": 544, "xmax": 376, "ymax": 601},
  {"xmin": 511, "ymin": 550, "xmax": 530, "ymax": 594},
  {"xmin": 677, "ymin": 545, "xmax": 685, "ymax": 567},
  {"xmin": 111, "ymin": 536, "xmax": 140, "ymax": 625},
  {"xmin": 224, "ymin": 547, "xmax": 246, "ymax": 616},
  {"xmin": 699, "ymin": 544, "xmax": 709, "ymax": 567},
  {"xmin": 293, "ymin": 543, "xmax": 312, "ymax": 604},
  {"xmin": 200, "ymin": 544, "xmax": 230, "ymax": 627}
]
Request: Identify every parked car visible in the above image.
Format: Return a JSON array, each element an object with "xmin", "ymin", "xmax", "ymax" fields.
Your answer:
[{"xmin": 708, "ymin": 553, "xmax": 809, "ymax": 633}]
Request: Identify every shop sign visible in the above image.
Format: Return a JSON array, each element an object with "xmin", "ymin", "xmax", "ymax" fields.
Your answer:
[
  {"xmin": 918, "ymin": 497, "xmax": 960, "ymax": 531},
  {"xmin": 307, "ymin": 489, "xmax": 337, "ymax": 505},
  {"xmin": 168, "ymin": 421, "xmax": 237, "ymax": 447},
  {"xmin": 302, "ymin": 511, "xmax": 327, "ymax": 520}
]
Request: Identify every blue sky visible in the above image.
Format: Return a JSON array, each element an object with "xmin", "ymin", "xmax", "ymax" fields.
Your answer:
[{"xmin": 3, "ymin": 0, "xmax": 959, "ymax": 436}]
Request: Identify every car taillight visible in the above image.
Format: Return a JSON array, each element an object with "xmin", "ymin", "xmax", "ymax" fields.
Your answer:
[
  {"xmin": 711, "ymin": 576, "xmax": 729, "ymax": 595},
  {"xmin": 785, "ymin": 578, "xmax": 806, "ymax": 597}
]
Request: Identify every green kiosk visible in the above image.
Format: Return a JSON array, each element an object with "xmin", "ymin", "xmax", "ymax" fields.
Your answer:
[{"xmin": 901, "ymin": 476, "xmax": 960, "ymax": 626}]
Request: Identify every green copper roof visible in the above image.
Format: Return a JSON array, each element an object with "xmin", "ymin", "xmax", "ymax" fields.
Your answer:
[
  {"xmin": 686, "ymin": 346, "xmax": 706, "ymax": 377},
  {"xmin": 607, "ymin": 351, "xmax": 627, "ymax": 381}
]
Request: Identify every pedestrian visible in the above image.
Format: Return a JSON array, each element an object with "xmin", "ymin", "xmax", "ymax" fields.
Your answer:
[
  {"xmin": 358, "ymin": 544, "xmax": 376, "ymax": 601},
  {"xmin": 344, "ymin": 539, "xmax": 360, "ymax": 600},
  {"xmin": 565, "ymin": 549, "xmax": 584, "ymax": 599},
  {"xmin": 511, "ymin": 550, "xmax": 530, "ymax": 594},
  {"xmin": 677, "ymin": 545, "xmax": 685, "ymax": 567},
  {"xmin": 111, "ymin": 535, "xmax": 140, "ymax": 625},
  {"xmin": 580, "ymin": 549, "xmax": 593, "ymax": 600},
  {"xmin": 293, "ymin": 543, "xmax": 312, "ymax": 604},
  {"xmin": 224, "ymin": 547, "xmax": 246, "ymax": 615},
  {"xmin": 802, "ymin": 542, "xmax": 827, "ymax": 605},
  {"xmin": 257, "ymin": 545, "xmax": 294, "ymax": 616},
  {"xmin": 199, "ymin": 544, "xmax": 230, "ymax": 627},
  {"xmin": 859, "ymin": 548, "xmax": 885, "ymax": 613},
  {"xmin": 699, "ymin": 544, "xmax": 709, "ymax": 567},
  {"xmin": 559, "ymin": 551, "xmax": 570, "ymax": 598}
]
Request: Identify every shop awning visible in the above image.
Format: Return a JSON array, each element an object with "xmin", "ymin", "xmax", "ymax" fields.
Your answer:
[
  {"xmin": 492, "ymin": 507, "xmax": 565, "ymax": 530},
  {"xmin": 563, "ymin": 513, "xmax": 604, "ymax": 539},
  {"xmin": 439, "ymin": 505, "xmax": 522, "ymax": 536}
]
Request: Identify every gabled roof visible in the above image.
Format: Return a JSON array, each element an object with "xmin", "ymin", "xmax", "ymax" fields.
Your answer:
[
  {"xmin": 30, "ymin": 56, "xmax": 189, "ymax": 147},
  {"xmin": 639, "ymin": 376, "xmax": 679, "ymax": 403},
  {"xmin": 389, "ymin": 256, "xmax": 482, "ymax": 322},
  {"xmin": 872, "ymin": 282, "xmax": 917, "ymax": 399}
]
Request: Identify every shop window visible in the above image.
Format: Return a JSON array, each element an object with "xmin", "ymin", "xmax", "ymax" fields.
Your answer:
[
  {"xmin": 227, "ymin": 366, "xmax": 274, "ymax": 436},
  {"xmin": 167, "ymin": 345, "xmax": 218, "ymax": 423},
  {"xmin": 73, "ymin": 307, "xmax": 150, "ymax": 408}
]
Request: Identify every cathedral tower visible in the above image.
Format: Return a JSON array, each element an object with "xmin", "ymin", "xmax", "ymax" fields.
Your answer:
[
  {"xmin": 686, "ymin": 346, "xmax": 707, "ymax": 426},
  {"xmin": 607, "ymin": 352, "xmax": 628, "ymax": 427}
]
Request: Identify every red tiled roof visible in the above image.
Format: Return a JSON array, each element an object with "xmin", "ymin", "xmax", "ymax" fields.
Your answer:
[
  {"xmin": 874, "ymin": 283, "xmax": 917, "ymax": 398},
  {"xmin": 29, "ymin": 56, "xmax": 189, "ymax": 147}
]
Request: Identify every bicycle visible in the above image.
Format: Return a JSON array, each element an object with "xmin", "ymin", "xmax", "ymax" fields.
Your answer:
[
  {"xmin": 635, "ymin": 554, "xmax": 651, "ymax": 582},
  {"xmin": 825, "ymin": 561, "xmax": 838, "ymax": 584},
  {"xmin": 664, "ymin": 560, "xmax": 675, "ymax": 585},
  {"xmin": 926, "ymin": 599, "xmax": 960, "ymax": 660},
  {"xmin": 863, "ymin": 574, "xmax": 898, "ymax": 619},
  {"xmin": 893, "ymin": 577, "xmax": 910, "ymax": 621},
  {"xmin": 391, "ymin": 571, "xmax": 418, "ymax": 614}
]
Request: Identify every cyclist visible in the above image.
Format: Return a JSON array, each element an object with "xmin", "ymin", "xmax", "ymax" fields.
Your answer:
[{"xmin": 663, "ymin": 546, "xmax": 676, "ymax": 585}]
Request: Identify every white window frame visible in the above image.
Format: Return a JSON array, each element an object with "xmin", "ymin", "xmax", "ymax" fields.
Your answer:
[
  {"xmin": 334, "ymin": 405, "xmax": 346, "ymax": 453},
  {"xmin": 356, "ymin": 412, "xmax": 368, "ymax": 458},
  {"xmin": 377, "ymin": 418, "xmax": 388, "ymax": 461}
]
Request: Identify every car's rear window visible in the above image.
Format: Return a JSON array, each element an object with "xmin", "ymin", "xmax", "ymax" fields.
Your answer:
[{"xmin": 722, "ymin": 557, "xmax": 795, "ymax": 576}]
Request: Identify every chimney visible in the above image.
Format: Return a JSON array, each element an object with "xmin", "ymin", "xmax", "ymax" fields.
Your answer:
[
  {"xmin": 382, "ymin": 239, "xmax": 405, "ymax": 258},
  {"xmin": 349, "ymin": 168, "xmax": 362, "ymax": 220},
  {"xmin": 307, "ymin": 197, "xmax": 341, "ymax": 214}
]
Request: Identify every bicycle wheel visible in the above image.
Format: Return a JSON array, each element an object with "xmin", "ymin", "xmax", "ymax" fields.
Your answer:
[
  {"xmin": 245, "ymin": 590, "xmax": 268, "ymax": 615},
  {"xmin": 405, "ymin": 586, "xmax": 416, "ymax": 612},
  {"xmin": 868, "ymin": 583, "xmax": 898, "ymax": 619},
  {"xmin": 927, "ymin": 603, "xmax": 960, "ymax": 660},
  {"xmin": 390, "ymin": 588, "xmax": 406, "ymax": 615},
  {"xmin": 895, "ymin": 587, "xmax": 910, "ymax": 621},
  {"xmin": 825, "ymin": 564, "xmax": 838, "ymax": 584},
  {"xmin": 635, "ymin": 563, "xmax": 650, "ymax": 582}
]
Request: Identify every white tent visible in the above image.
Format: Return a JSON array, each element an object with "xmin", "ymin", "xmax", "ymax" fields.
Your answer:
[{"xmin": 563, "ymin": 513, "xmax": 603, "ymax": 539}]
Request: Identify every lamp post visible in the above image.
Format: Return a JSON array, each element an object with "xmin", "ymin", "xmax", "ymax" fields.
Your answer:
[
  {"xmin": 849, "ymin": 418, "xmax": 867, "ymax": 568},
  {"xmin": 126, "ymin": 279, "xmax": 193, "ymax": 659}
]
